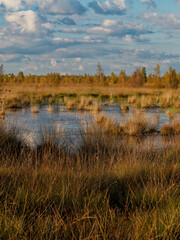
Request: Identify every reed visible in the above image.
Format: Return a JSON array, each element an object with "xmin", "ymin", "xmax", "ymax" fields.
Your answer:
[
  {"xmin": 161, "ymin": 120, "xmax": 180, "ymax": 135},
  {"xmin": 31, "ymin": 105, "xmax": 39, "ymax": 113},
  {"xmin": 128, "ymin": 95, "xmax": 138, "ymax": 104},
  {"xmin": 0, "ymin": 118, "xmax": 179, "ymax": 239},
  {"xmin": 140, "ymin": 95, "xmax": 157, "ymax": 108}
]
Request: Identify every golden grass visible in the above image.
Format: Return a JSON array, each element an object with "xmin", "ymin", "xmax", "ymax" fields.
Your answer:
[
  {"xmin": 0, "ymin": 122, "xmax": 179, "ymax": 239},
  {"xmin": 0, "ymin": 83, "xmax": 171, "ymax": 100},
  {"xmin": 31, "ymin": 105, "xmax": 39, "ymax": 113},
  {"xmin": 161, "ymin": 120, "xmax": 180, "ymax": 135},
  {"xmin": 121, "ymin": 104, "xmax": 129, "ymax": 111}
]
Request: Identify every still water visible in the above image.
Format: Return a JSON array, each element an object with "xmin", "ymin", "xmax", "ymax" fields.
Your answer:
[{"xmin": 4, "ymin": 103, "xmax": 180, "ymax": 148}]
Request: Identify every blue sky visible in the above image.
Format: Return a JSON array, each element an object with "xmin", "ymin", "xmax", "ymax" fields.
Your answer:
[{"xmin": 0, "ymin": 0, "xmax": 180, "ymax": 75}]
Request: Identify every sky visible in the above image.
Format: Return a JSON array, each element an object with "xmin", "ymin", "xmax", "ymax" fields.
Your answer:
[{"xmin": 0, "ymin": 0, "xmax": 180, "ymax": 76}]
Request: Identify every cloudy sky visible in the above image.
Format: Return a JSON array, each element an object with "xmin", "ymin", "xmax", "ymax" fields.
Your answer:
[{"xmin": 0, "ymin": 0, "xmax": 180, "ymax": 75}]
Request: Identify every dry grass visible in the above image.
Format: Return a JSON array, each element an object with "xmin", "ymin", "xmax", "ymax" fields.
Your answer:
[
  {"xmin": 2, "ymin": 83, "xmax": 175, "ymax": 104},
  {"xmin": 128, "ymin": 95, "xmax": 138, "ymax": 104},
  {"xmin": 31, "ymin": 105, "xmax": 39, "ymax": 113},
  {"xmin": 47, "ymin": 105, "xmax": 54, "ymax": 113},
  {"xmin": 161, "ymin": 120, "xmax": 180, "ymax": 135},
  {"xmin": 124, "ymin": 118, "xmax": 147, "ymax": 135},
  {"xmin": 121, "ymin": 104, "xmax": 129, "ymax": 111},
  {"xmin": 141, "ymin": 95, "xmax": 157, "ymax": 108},
  {"xmin": 0, "ymin": 121, "xmax": 179, "ymax": 239}
]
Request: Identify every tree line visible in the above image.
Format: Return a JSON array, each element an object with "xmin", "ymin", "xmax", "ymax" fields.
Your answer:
[{"xmin": 0, "ymin": 63, "xmax": 180, "ymax": 88}]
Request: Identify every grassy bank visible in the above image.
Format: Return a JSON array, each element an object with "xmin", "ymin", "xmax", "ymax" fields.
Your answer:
[
  {"xmin": 1, "ymin": 83, "xmax": 180, "ymax": 111},
  {"xmin": 0, "ymin": 123, "xmax": 179, "ymax": 239},
  {"xmin": 0, "ymin": 83, "xmax": 165, "ymax": 103}
]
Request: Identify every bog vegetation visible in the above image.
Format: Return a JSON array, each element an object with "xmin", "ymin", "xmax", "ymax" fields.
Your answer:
[
  {"xmin": 0, "ymin": 121, "xmax": 179, "ymax": 239},
  {"xmin": 0, "ymin": 63, "xmax": 180, "ymax": 239}
]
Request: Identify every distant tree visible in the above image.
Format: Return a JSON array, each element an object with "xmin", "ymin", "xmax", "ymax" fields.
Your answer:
[
  {"xmin": 96, "ymin": 62, "xmax": 104, "ymax": 78},
  {"xmin": 130, "ymin": 68, "xmax": 144, "ymax": 87},
  {"xmin": 147, "ymin": 73, "xmax": 153, "ymax": 84},
  {"xmin": 17, "ymin": 71, "xmax": 24, "ymax": 83},
  {"xmin": 154, "ymin": 64, "xmax": 160, "ymax": 77},
  {"xmin": 54, "ymin": 73, "xmax": 61, "ymax": 85},
  {"xmin": 141, "ymin": 67, "xmax": 147, "ymax": 83},
  {"xmin": 0, "ymin": 64, "xmax": 3, "ymax": 84},
  {"xmin": 177, "ymin": 72, "xmax": 180, "ymax": 84},
  {"xmin": 96, "ymin": 62, "xmax": 107, "ymax": 85},
  {"xmin": 168, "ymin": 66, "xmax": 178, "ymax": 89},
  {"xmin": 153, "ymin": 64, "xmax": 163, "ymax": 88},
  {"xmin": 118, "ymin": 70, "xmax": 127, "ymax": 86},
  {"xmin": 110, "ymin": 72, "xmax": 118, "ymax": 84},
  {"xmin": 0, "ymin": 64, "xmax": 3, "ymax": 75}
]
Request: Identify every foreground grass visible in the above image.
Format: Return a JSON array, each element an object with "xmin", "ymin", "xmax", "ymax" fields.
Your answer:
[{"xmin": 0, "ymin": 124, "xmax": 179, "ymax": 239}]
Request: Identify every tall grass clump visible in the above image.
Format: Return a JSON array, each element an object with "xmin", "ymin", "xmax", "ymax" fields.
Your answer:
[
  {"xmin": 0, "ymin": 120, "xmax": 179, "ymax": 239},
  {"xmin": 123, "ymin": 112, "xmax": 158, "ymax": 136},
  {"xmin": 0, "ymin": 124, "xmax": 29, "ymax": 164},
  {"xmin": 141, "ymin": 95, "xmax": 157, "ymax": 108},
  {"xmin": 161, "ymin": 120, "xmax": 180, "ymax": 135}
]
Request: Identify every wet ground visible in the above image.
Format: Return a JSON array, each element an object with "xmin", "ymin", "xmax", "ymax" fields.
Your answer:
[{"xmin": 3, "ymin": 103, "xmax": 180, "ymax": 148}]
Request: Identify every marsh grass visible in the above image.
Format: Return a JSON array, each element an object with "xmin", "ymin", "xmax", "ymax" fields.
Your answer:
[
  {"xmin": 161, "ymin": 120, "xmax": 180, "ymax": 135},
  {"xmin": 0, "ymin": 117, "xmax": 179, "ymax": 239},
  {"xmin": 31, "ymin": 105, "xmax": 39, "ymax": 113}
]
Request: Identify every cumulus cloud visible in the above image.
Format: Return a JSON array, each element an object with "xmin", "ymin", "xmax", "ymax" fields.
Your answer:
[
  {"xmin": 88, "ymin": 0, "xmax": 126, "ymax": 15},
  {"xmin": 140, "ymin": 0, "xmax": 156, "ymax": 8},
  {"xmin": 1, "ymin": 0, "xmax": 86, "ymax": 15},
  {"xmin": 38, "ymin": 0, "xmax": 87, "ymax": 15},
  {"xmin": 4, "ymin": 10, "xmax": 56, "ymax": 35},
  {"xmin": 50, "ymin": 58, "xmax": 57, "ymax": 67},
  {"xmin": 0, "ymin": 0, "xmax": 22, "ymax": 10},
  {"xmin": 5, "ymin": 10, "xmax": 40, "ymax": 33},
  {"xmin": 143, "ymin": 12, "xmax": 180, "ymax": 29},
  {"xmin": 61, "ymin": 19, "xmax": 152, "ymax": 41},
  {"xmin": 134, "ymin": 48, "xmax": 180, "ymax": 61}
]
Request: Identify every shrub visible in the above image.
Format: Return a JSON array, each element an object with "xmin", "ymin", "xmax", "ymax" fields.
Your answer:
[
  {"xmin": 129, "ymin": 68, "xmax": 144, "ymax": 87},
  {"xmin": 161, "ymin": 125, "xmax": 174, "ymax": 135}
]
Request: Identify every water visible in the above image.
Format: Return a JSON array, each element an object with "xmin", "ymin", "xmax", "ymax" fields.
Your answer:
[{"xmin": 3, "ymin": 103, "xmax": 180, "ymax": 147}]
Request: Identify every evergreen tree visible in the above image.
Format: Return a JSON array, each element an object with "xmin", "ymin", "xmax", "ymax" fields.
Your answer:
[
  {"xmin": 96, "ymin": 62, "xmax": 104, "ymax": 78},
  {"xmin": 17, "ymin": 71, "xmax": 24, "ymax": 83},
  {"xmin": 168, "ymin": 66, "xmax": 178, "ymax": 89},
  {"xmin": 141, "ymin": 67, "xmax": 147, "ymax": 83},
  {"xmin": 0, "ymin": 64, "xmax": 3, "ymax": 76}
]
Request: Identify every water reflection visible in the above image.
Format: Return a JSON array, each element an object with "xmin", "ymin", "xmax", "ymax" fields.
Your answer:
[{"xmin": 4, "ymin": 103, "xmax": 180, "ymax": 148}]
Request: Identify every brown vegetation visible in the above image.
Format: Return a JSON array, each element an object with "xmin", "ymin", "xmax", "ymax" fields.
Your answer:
[{"xmin": 0, "ymin": 121, "xmax": 179, "ymax": 239}]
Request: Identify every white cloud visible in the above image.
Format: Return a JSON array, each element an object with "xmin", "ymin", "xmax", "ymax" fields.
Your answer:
[
  {"xmin": 50, "ymin": 58, "xmax": 57, "ymax": 67},
  {"xmin": 85, "ymin": 19, "xmax": 151, "ymax": 39},
  {"xmin": 0, "ymin": 0, "xmax": 22, "ymax": 10},
  {"xmin": 0, "ymin": 0, "xmax": 86, "ymax": 15},
  {"xmin": 78, "ymin": 64, "xmax": 83, "ymax": 71},
  {"xmin": 75, "ymin": 58, "xmax": 81, "ymax": 62},
  {"xmin": 122, "ymin": 35, "xmax": 133, "ymax": 42},
  {"xmin": 53, "ymin": 36, "xmax": 103, "ymax": 43},
  {"xmin": 143, "ymin": 12, "xmax": 180, "ymax": 29},
  {"xmin": 105, "ymin": 0, "xmax": 126, "ymax": 10},
  {"xmin": 5, "ymin": 10, "xmax": 40, "ymax": 33},
  {"xmin": 88, "ymin": 0, "xmax": 126, "ymax": 15},
  {"xmin": 42, "ymin": 23, "xmax": 54, "ymax": 30},
  {"xmin": 103, "ymin": 19, "xmax": 117, "ymax": 27},
  {"xmin": 37, "ymin": 0, "xmax": 87, "ymax": 15}
]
